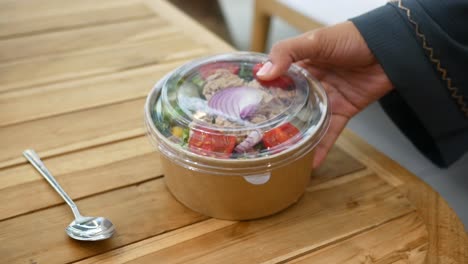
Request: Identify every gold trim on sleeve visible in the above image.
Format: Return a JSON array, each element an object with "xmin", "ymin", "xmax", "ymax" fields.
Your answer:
[{"xmin": 390, "ymin": 0, "xmax": 468, "ymax": 117}]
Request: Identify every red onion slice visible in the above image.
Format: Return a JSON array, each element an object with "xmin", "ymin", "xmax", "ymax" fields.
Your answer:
[
  {"xmin": 208, "ymin": 86, "xmax": 263, "ymax": 120},
  {"xmin": 234, "ymin": 130, "xmax": 262, "ymax": 153}
]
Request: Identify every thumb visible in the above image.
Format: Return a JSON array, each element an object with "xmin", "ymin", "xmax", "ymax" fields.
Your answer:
[{"xmin": 256, "ymin": 29, "xmax": 325, "ymax": 81}]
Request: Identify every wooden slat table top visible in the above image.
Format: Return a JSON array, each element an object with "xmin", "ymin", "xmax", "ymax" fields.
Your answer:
[{"xmin": 0, "ymin": 0, "xmax": 466, "ymax": 263}]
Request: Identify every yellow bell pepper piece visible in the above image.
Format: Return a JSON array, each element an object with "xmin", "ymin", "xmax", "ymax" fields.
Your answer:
[{"xmin": 172, "ymin": 126, "xmax": 184, "ymax": 138}]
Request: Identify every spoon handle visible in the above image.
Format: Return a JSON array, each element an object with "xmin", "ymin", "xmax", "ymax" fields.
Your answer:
[{"xmin": 23, "ymin": 149, "xmax": 81, "ymax": 218}]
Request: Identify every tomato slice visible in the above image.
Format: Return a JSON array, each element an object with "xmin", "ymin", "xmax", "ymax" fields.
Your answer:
[
  {"xmin": 262, "ymin": 123, "xmax": 300, "ymax": 149},
  {"xmin": 188, "ymin": 128, "xmax": 237, "ymax": 158},
  {"xmin": 252, "ymin": 63, "xmax": 294, "ymax": 90},
  {"xmin": 199, "ymin": 62, "xmax": 240, "ymax": 79}
]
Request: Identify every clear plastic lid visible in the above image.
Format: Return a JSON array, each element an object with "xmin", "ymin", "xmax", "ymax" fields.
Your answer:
[{"xmin": 146, "ymin": 52, "xmax": 329, "ymax": 161}]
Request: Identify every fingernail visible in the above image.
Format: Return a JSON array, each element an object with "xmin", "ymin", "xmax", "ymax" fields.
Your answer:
[{"xmin": 256, "ymin": 61, "xmax": 272, "ymax": 76}]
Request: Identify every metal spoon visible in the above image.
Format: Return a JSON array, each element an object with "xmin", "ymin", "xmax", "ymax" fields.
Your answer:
[{"xmin": 23, "ymin": 149, "xmax": 115, "ymax": 241}]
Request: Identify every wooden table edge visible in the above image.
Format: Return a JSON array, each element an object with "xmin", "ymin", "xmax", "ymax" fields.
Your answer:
[{"xmin": 339, "ymin": 129, "xmax": 468, "ymax": 263}]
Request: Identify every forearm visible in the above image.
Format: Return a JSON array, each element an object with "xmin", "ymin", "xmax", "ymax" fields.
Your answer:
[{"xmin": 350, "ymin": 0, "xmax": 468, "ymax": 167}]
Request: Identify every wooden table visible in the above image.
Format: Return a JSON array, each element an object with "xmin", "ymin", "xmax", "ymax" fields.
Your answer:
[{"xmin": 0, "ymin": 0, "xmax": 466, "ymax": 263}]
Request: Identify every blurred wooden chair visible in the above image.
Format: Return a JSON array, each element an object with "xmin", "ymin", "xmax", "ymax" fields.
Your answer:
[{"xmin": 250, "ymin": 0, "xmax": 385, "ymax": 52}]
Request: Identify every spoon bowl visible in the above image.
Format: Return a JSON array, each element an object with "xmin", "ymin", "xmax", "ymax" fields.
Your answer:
[
  {"xmin": 23, "ymin": 149, "xmax": 115, "ymax": 241},
  {"xmin": 66, "ymin": 216, "xmax": 115, "ymax": 241}
]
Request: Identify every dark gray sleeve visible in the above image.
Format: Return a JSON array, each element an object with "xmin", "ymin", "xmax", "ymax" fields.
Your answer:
[{"xmin": 350, "ymin": 0, "xmax": 468, "ymax": 167}]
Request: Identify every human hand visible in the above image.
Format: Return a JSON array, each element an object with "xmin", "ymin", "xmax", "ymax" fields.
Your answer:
[{"xmin": 256, "ymin": 21, "xmax": 394, "ymax": 168}]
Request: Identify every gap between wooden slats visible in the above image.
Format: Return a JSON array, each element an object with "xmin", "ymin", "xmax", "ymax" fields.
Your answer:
[
  {"xmin": 0, "ymin": 17, "xmax": 171, "ymax": 63},
  {"xmin": 0, "ymin": 33, "xmax": 208, "ymax": 93},
  {"xmin": 0, "ymin": 59, "xmax": 205, "ymax": 127},
  {"xmin": 0, "ymin": 4, "xmax": 156, "ymax": 41},
  {"xmin": 70, "ymin": 173, "xmax": 422, "ymax": 264},
  {"xmin": 0, "ymin": 137, "xmax": 160, "ymax": 221},
  {"xmin": 0, "ymin": 142, "xmax": 365, "ymax": 222}
]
